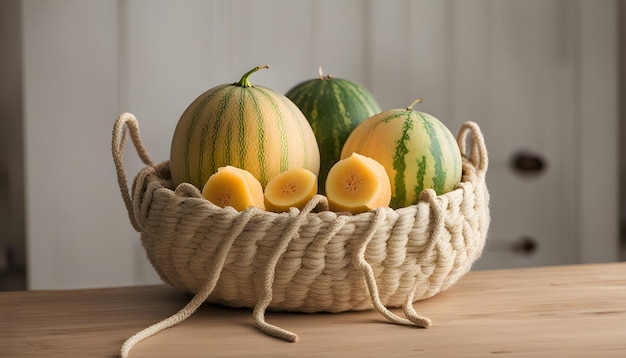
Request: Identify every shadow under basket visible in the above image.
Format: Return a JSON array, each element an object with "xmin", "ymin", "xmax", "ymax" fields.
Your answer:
[{"xmin": 111, "ymin": 113, "xmax": 490, "ymax": 357}]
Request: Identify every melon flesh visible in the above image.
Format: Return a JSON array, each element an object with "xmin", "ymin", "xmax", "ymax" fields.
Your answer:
[
  {"xmin": 325, "ymin": 153, "xmax": 391, "ymax": 214},
  {"xmin": 201, "ymin": 166, "xmax": 265, "ymax": 211},
  {"xmin": 264, "ymin": 168, "xmax": 317, "ymax": 212}
]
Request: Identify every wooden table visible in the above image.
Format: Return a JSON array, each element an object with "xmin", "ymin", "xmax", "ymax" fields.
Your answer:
[{"xmin": 2, "ymin": 263, "xmax": 625, "ymax": 357}]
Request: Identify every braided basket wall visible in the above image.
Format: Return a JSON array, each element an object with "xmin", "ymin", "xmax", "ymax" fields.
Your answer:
[{"xmin": 112, "ymin": 113, "xmax": 490, "ymax": 356}]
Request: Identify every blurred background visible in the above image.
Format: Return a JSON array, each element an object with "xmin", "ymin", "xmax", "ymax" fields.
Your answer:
[{"xmin": 1, "ymin": 0, "xmax": 624, "ymax": 290}]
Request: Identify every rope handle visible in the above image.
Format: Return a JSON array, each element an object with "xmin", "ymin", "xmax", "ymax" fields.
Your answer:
[
  {"xmin": 457, "ymin": 121, "xmax": 488, "ymax": 176},
  {"xmin": 112, "ymin": 113, "xmax": 154, "ymax": 232}
]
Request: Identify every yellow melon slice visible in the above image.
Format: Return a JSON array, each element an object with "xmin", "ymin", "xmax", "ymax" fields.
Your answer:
[
  {"xmin": 201, "ymin": 166, "xmax": 265, "ymax": 211},
  {"xmin": 264, "ymin": 168, "xmax": 318, "ymax": 212},
  {"xmin": 325, "ymin": 152, "xmax": 391, "ymax": 214}
]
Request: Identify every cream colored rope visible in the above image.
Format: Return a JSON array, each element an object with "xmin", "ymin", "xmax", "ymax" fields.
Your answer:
[
  {"xmin": 352, "ymin": 207, "xmax": 432, "ymax": 328},
  {"xmin": 352, "ymin": 207, "xmax": 411, "ymax": 325},
  {"xmin": 457, "ymin": 121, "xmax": 488, "ymax": 176},
  {"xmin": 251, "ymin": 196, "xmax": 326, "ymax": 342},
  {"xmin": 112, "ymin": 112, "xmax": 154, "ymax": 232},
  {"xmin": 120, "ymin": 207, "xmax": 259, "ymax": 358}
]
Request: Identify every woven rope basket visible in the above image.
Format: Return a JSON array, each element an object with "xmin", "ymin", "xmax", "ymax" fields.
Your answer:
[{"xmin": 112, "ymin": 113, "xmax": 490, "ymax": 357}]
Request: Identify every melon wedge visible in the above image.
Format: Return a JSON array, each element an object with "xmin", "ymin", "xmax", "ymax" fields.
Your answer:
[
  {"xmin": 201, "ymin": 166, "xmax": 265, "ymax": 211},
  {"xmin": 325, "ymin": 152, "xmax": 391, "ymax": 214},
  {"xmin": 264, "ymin": 168, "xmax": 318, "ymax": 212}
]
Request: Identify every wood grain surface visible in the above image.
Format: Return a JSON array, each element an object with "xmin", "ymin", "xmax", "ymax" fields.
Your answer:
[{"xmin": 1, "ymin": 262, "xmax": 625, "ymax": 357}]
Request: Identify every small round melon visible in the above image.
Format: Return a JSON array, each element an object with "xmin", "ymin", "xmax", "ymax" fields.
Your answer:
[{"xmin": 341, "ymin": 99, "xmax": 462, "ymax": 208}]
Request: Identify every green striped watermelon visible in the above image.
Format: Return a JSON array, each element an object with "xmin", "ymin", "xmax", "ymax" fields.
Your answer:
[
  {"xmin": 170, "ymin": 65, "xmax": 320, "ymax": 190},
  {"xmin": 340, "ymin": 98, "xmax": 462, "ymax": 208},
  {"xmin": 285, "ymin": 68, "xmax": 381, "ymax": 192}
]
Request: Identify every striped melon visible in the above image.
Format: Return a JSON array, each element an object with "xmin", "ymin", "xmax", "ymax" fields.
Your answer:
[
  {"xmin": 285, "ymin": 68, "xmax": 381, "ymax": 193},
  {"xmin": 340, "ymin": 98, "xmax": 462, "ymax": 208},
  {"xmin": 170, "ymin": 65, "xmax": 320, "ymax": 189}
]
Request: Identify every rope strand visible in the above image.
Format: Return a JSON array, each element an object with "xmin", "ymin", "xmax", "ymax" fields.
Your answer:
[
  {"xmin": 120, "ymin": 208, "xmax": 258, "ymax": 358},
  {"xmin": 352, "ymin": 208, "xmax": 429, "ymax": 327},
  {"xmin": 252, "ymin": 195, "xmax": 326, "ymax": 342}
]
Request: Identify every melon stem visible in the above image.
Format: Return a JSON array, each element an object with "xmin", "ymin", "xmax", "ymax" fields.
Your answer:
[
  {"xmin": 236, "ymin": 65, "xmax": 269, "ymax": 87},
  {"xmin": 318, "ymin": 66, "xmax": 332, "ymax": 80},
  {"xmin": 407, "ymin": 98, "xmax": 423, "ymax": 110}
]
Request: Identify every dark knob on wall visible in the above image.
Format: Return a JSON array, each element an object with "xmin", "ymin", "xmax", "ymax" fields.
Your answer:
[
  {"xmin": 486, "ymin": 237, "xmax": 539, "ymax": 255},
  {"xmin": 511, "ymin": 236, "xmax": 539, "ymax": 255},
  {"xmin": 511, "ymin": 151, "xmax": 546, "ymax": 175}
]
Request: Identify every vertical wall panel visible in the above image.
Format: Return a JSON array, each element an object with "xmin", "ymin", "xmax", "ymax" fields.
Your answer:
[
  {"xmin": 23, "ymin": 0, "xmax": 137, "ymax": 289},
  {"xmin": 119, "ymin": 0, "xmax": 235, "ymax": 284},
  {"xmin": 577, "ymin": 0, "xmax": 619, "ymax": 263},
  {"xmin": 406, "ymin": 0, "xmax": 453, "ymax": 122},
  {"xmin": 120, "ymin": 0, "xmax": 227, "ymax": 163},
  {"xmin": 227, "ymin": 0, "xmax": 316, "ymax": 91},
  {"xmin": 308, "ymin": 0, "xmax": 370, "ymax": 85},
  {"xmin": 368, "ymin": 0, "xmax": 412, "ymax": 109},
  {"xmin": 448, "ymin": 0, "xmax": 493, "ymax": 132}
]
